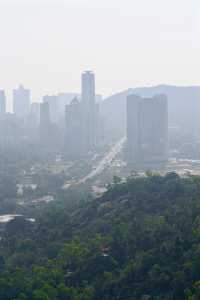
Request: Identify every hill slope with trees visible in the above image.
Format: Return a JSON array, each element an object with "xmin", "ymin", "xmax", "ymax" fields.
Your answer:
[{"xmin": 1, "ymin": 173, "xmax": 200, "ymax": 299}]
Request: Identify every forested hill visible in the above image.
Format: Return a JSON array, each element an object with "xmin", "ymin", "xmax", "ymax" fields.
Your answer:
[{"xmin": 2, "ymin": 173, "xmax": 200, "ymax": 299}]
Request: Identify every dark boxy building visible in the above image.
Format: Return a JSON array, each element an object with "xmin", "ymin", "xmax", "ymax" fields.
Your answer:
[
  {"xmin": 126, "ymin": 94, "xmax": 168, "ymax": 168},
  {"xmin": 65, "ymin": 98, "xmax": 83, "ymax": 159},
  {"xmin": 39, "ymin": 102, "xmax": 51, "ymax": 147}
]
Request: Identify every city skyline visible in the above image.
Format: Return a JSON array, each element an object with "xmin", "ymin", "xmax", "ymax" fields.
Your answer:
[
  {"xmin": 1, "ymin": 80, "xmax": 200, "ymax": 114},
  {"xmin": 0, "ymin": 0, "xmax": 198, "ymax": 111}
]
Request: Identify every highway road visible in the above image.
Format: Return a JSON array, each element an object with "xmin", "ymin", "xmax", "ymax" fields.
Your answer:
[{"xmin": 63, "ymin": 137, "xmax": 126, "ymax": 189}]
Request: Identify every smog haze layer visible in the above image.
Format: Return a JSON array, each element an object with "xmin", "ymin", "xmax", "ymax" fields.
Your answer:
[{"xmin": 0, "ymin": 0, "xmax": 198, "ymax": 110}]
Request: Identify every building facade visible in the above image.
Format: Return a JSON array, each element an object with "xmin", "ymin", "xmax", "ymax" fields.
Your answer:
[
  {"xmin": 39, "ymin": 102, "xmax": 51, "ymax": 147},
  {"xmin": 0, "ymin": 90, "xmax": 6, "ymax": 115},
  {"xmin": 13, "ymin": 85, "xmax": 30, "ymax": 118},
  {"xmin": 81, "ymin": 71, "xmax": 97, "ymax": 153},
  {"xmin": 43, "ymin": 95, "xmax": 60, "ymax": 124},
  {"xmin": 30, "ymin": 103, "xmax": 40, "ymax": 128},
  {"xmin": 65, "ymin": 98, "xmax": 83, "ymax": 159},
  {"xmin": 126, "ymin": 94, "xmax": 168, "ymax": 167}
]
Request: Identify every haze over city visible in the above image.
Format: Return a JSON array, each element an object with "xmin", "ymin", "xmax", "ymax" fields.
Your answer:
[
  {"xmin": 0, "ymin": 0, "xmax": 199, "ymax": 110},
  {"xmin": 0, "ymin": 1, "xmax": 200, "ymax": 299}
]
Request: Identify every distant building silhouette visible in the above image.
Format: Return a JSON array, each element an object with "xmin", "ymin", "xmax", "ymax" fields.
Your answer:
[
  {"xmin": 65, "ymin": 97, "xmax": 83, "ymax": 159},
  {"xmin": 30, "ymin": 103, "xmax": 40, "ymax": 128},
  {"xmin": 13, "ymin": 85, "xmax": 30, "ymax": 118},
  {"xmin": 43, "ymin": 95, "xmax": 59, "ymax": 124},
  {"xmin": 0, "ymin": 90, "xmax": 6, "ymax": 114},
  {"xmin": 126, "ymin": 94, "xmax": 168, "ymax": 167},
  {"xmin": 39, "ymin": 102, "xmax": 51, "ymax": 147},
  {"xmin": 0, "ymin": 113, "xmax": 25, "ymax": 152},
  {"xmin": 81, "ymin": 71, "xmax": 98, "ymax": 153},
  {"xmin": 64, "ymin": 71, "xmax": 100, "ymax": 158}
]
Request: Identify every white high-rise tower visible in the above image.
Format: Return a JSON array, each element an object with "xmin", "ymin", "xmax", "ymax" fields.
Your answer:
[{"xmin": 81, "ymin": 71, "xmax": 97, "ymax": 153}]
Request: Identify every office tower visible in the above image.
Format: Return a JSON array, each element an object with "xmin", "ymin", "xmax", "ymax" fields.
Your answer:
[
  {"xmin": 0, "ymin": 90, "xmax": 6, "ymax": 114},
  {"xmin": 43, "ymin": 95, "xmax": 59, "ymax": 124},
  {"xmin": 56, "ymin": 93, "xmax": 79, "ymax": 129},
  {"xmin": 0, "ymin": 113, "xmax": 25, "ymax": 152},
  {"xmin": 39, "ymin": 102, "xmax": 51, "ymax": 147},
  {"xmin": 81, "ymin": 71, "xmax": 97, "ymax": 153},
  {"xmin": 30, "ymin": 103, "xmax": 40, "ymax": 128},
  {"xmin": 65, "ymin": 98, "xmax": 83, "ymax": 159},
  {"xmin": 82, "ymin": 71, "xmax": 95, "ymax": 106},
  {"xmin": 126, "ymin": 94, "xmax": 168, "ymax": 167},
  {"xmin": 13, "ymin": 85, "xmax": 30, "ymax": 118}
]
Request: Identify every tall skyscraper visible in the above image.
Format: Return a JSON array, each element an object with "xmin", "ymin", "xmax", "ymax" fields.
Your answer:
[
  {"xmin": 43, "ymin": 95, "xmax": 59, "ymax": 124},
  {"xmin": 30, "ymin": 103, "xmax": 40, "ymax": 128},
  {"xmin": 65, "ymin": 98, "xmax": 83, "ymax": 159},
  {"xmin": 0, "ymin": 90, "xmax": 6, "ymax": 114},
  {"xmin": 126, "ymin": 94, "xmax": 168, "ymax": 167},
  {"xmin": 13, "ymin": 85, "xmax": 30, "ymax": 118},
  {"xmin": 82, "ymin": 71, "xmax": 95, "ymax": 106},
  {"xmin": 81, "ymin": 71, "xmax": 97, "ymax": 153},
  {"xmin": 39, "ymin": 102, "xmax": 51, "ymax": 147}
]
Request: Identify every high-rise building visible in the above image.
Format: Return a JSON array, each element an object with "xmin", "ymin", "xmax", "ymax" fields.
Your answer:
[
  {"xmin": 13, "ymin": 85, "xmax": 30, "ymax": 118},
  {"xmin": 0, "ymin": 90, "xmax": 6, "ymax": 114},
  {"xmin": 81, "ymin": 71, "xmax": 97, "ymax": 153},
  {"xmin": 30, "ymin": 103, "xmax": 40, "ymax": 128},
  {"xmin": 39, "ymin": 102, "xmax": 51, "ymax": 147},
  {"xmin": 43, "ymin": 95, "xmax": 59, "ymax": 124},
  {"xmin": 126, "ymin": 94, "xmax": 168, "ymax": 167},
  {"xmin": 65, "ymin": 98, "xmax": 83, "ymax": 159},
  {"xmin": 0, "ymin": 113, "xmax": 25, "ymax": 152},
  {"xmin": 82, "ymin": 71, "xmax": 95, "ymax": 107}
]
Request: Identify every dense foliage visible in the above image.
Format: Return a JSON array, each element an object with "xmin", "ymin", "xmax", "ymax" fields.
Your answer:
[{"xmin": 1, "ymin": 173, "xmax": 200, "ymax": 299}]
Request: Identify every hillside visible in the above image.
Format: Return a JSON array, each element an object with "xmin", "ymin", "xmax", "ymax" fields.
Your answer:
[{"xmin": 1, "ymin": 173, "xmax": 200, "ymax": 299}]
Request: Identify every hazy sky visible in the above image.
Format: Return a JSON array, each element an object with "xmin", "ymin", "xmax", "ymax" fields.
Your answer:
[{"xmin": 0, "ymin": 0, "xmax": 199, "ymax": 110}]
